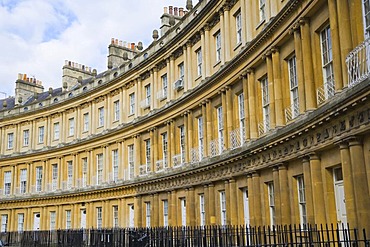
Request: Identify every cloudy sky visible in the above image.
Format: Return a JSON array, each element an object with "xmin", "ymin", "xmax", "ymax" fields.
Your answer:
[{"xmin": 0, "ymin": 0, "xmax": 186, "ymax": 98}]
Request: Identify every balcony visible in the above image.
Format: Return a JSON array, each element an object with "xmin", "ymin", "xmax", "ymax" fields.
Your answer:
[
  {"xmin": 173, "ymin": 78, "xmax": 184, "ymax": 91},
  {"xmin": 347, "ymin": 37, "xmax": 370, "ymax": 87},
  {"xmin": 230, "ymin": 129, "xmax": 244, "ymax": 149},
  {"xmin": 317, "ymin": 80, "xmax": 335, "ymax": 106},
  {"xmin": 173, "ymin": 154, "xmax": 184, "ymax": 167},
  {"xmin": 139, "ymin": 163, "xmax": 151, "ymax": 176},
  {"xmin": 284, "ymin": 102, "xmax": 299, "ymax": 122},
  {"xmin": 258, "ymin": 120, "xmax": 270, "ymax": 136},
  {"xmin": 157, "ymin": 89, "xmax": 167, "ymax": 101},
  {"xmin": 209, "ymin": 138, "xmax": 224, "ymax": 157},
  {"xmin": 156, "ymin": 159, "xmax": 168, "ymax": 171},
  {"xmin": 190, "ymin": 146, "xmax": 204, "ymax": 163},
  {"xmin": 140, "ymin": 98, "xmax": 151, "ymax": 109}
]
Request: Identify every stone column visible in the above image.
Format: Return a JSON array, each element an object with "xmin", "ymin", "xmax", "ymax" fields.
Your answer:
[
  {"xmin": 221, "ymin": 90, "xmax": 228, "ymax": 150},
  {"xmin": 272, "ymin": 166, "xmax": 281, "ymax": 225},
  {"xmin": 302, "ymin": 157, "xmax": 314, "ymax": 224},
  {"xmin": 204, "ymin": 24, "xmax": 211, "ymax": 77},
  {"xmin": 265, "ymin": 52, "xmax": 276, "ymax": 129},
  {"xmin": 327, "ymin": 0, "xmax": 343, "ymax": 91},
  {"xmin": 134, "ymin": 135, "xmax": 141, "ymax": 176},
  {"xmin": 170, "ymin": 120, "xmax": 175, "ymax": 167},
  {"xmin": 150, "ymin": 69, "xmax": 156, "ymax": 108},
  {"xmin": 200, "ymin": 29, "xmax": 206, "ymax": 80},
  {"xmin": 223, "ymin": 4, "xmax": 231, "ymax": 61},
  {"xmin": 225, "ymin": 86, "xmax": 233, "ymax": 149},
  {"xmin": 309, "ymin": 153, "xmax": 326, "ymax": 225},
  {"xmin": 229, "ymin": 179, "xmax": 238, "ymax": 225},
  {"xmin": 208, "ymin": 183, "xmax": 216, "ymax": 225},
  {"xmin": 278, "ymin": 164, "xmax": 291, "ymax": 225},
  {"xmin": 241, "ymin": 73, "xmax": 250, "ymax": 141},
  {"xmin": 206, "ymin": 100, "xmax": 212, "ymax": 156},
  {"xmin": 150, "ymin": 128, "xmax": 155, "ymax": 172},
  {"xmin": 201, "ymin": 102, "xmax": 207, "ymax": 158},
  {"xmin": 135, "ymin": 78, "xmax": 140, "ymax": 116},
  {"xmin": 240, "ymin": 0, "xmax": 247, "ymax": 44},
  {"xmin": 247, "ymin": 69, "xmax": 257, "ymax": 139},
  {"xmin": 338, "ymin": 141, "xmax": 357, "ymax": 227},
  {"xmin": 299, "ymin": 18, "xmax": 316, "ymax": 110},
  {"xmin": 291, "ymin": 25, "xmax": 306, "ymax": 114},
  {"xmin": 170, "ymin": 190, "xmax": 177, "ymax": 226},
  {"xmin": 271, "ymin": 48, "xmax": 284, "ymax": 127},
  {"xmin": 348, "ymin": 137, "xmax": 370, "ymax": 231},
  {"xmin": 246, "ymin": 174, "xmax": 254, "ymax": 225},
  {"xmin": 169, "ymin": 55, "xmax": 175, "ymax": 100},
  {"xmin": 153, "ymin": 67, "xmax": 158, "ymax": 109},
  {"xmin": 252, "ymin": 172, "xmax": 262, "ymax": 226},
  {"xmin": 153, "ymin": 193, "xmax": 159, "ymax": 227},
  {"xmin": 186, "ymin": 41, "xmax": 193, "ymax": 90},
  {"xmin": 134, "ymin": 196, "xmax": 142, "ymax": 227},
  {"xmin": 219, "ymin": 10, "xmax": 225, "ymax": 65},
  {"xmin": 187, "ymin": 110, "xmax": 193, "ymax": 162},
  {"xmin": 187, "ymin": 187, "xmax": 195, "ymax": 226}
]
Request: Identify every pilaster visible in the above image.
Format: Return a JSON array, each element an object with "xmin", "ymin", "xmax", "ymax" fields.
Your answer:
[{"xmin": 247, "ymin": 69, "xmax": 257, "ymax": 139}]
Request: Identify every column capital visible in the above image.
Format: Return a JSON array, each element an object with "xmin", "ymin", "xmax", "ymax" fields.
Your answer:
[
  {"xmin": 203, "ymin": 23, "xmax": 210, "ymax": 31},
  {"xmin": 222, "ymin": 4, "xmax": 231, "ymax": 12},
  {"xmin": 271, "ymin": 47, "xmax": 279, "ymax": 53},
  {"xmin": 309, "ymin": 152, "xmax": 320, "ymax": 161},
  {"xmin": 346, "ymin": 136, "xmax": 363, "ymax": 146},
  {"xmin": 298, "ymin": 17, "xmax": 310, "ymax": 26},
  {"xmin": 246, "ymin": 68, "xmax": 255, "ymax": 74},
  {"xmin": 252, "ymin": 171, "xmax": 260, "ymax": 177}
]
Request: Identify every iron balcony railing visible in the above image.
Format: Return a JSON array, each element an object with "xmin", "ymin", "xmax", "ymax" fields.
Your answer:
[
  {"xmin": 346, "ymin": 37, "xmax": 370, "ymax": 87},
  {"xmin": 317, "ymin": 80, "xmax": 335, "ymax": 106}
]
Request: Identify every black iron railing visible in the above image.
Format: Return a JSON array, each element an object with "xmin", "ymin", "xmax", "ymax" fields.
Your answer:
[{"xmin": 0, "ymin": 224, "xmax": 368, "ymax": 247}]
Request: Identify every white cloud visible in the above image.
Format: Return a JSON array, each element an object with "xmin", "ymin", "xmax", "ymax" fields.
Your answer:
[{"xmin": 0, "ymin": 0, "xmax": 186, "ymax": 97}]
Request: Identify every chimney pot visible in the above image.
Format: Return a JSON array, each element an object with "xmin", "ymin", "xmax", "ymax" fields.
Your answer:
[
  {"xmin": 111, "ymin": 38, "xmax": 115, "ymax": 44},
  {"xmin": 174, "ymin": 7, "xmax": 178, "ymax": 16},
  {"xmin": 169, "ymin": 6, "xmax": 173, "ymax": 15},
  {"xmin": 164, "ymin": 7, "xmax": 168, "ymax": 14},
  {"xmin": 179, "ymin": 8, "xmax": 184, "ymax": 16},
  {"xmin": 131, "ymin": 43, "xmax": 135, "ymax": 50}
]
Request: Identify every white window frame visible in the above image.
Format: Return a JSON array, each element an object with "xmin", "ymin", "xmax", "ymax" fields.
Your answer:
[
  {"xmin": 4, "ymin": 171, "xmax": 11, "ymax": 195},
  {"xmin": 363, "ymin": 0, "xmax": 370, "ymax": 38},
  {"xmin": 52, "ymin": 164, "xmax": 58, "ymax": 191},
  {"xmin": 20, "ymin": 169, "xmax": 27, "ymax": 194},
  {"xmin": 261, "ymin": 77, "xmax": 270, "ymax": 132},
  {"xmin": 200, "ymin": 194, "xmax": 206, "ymax": 226},
  {"xmin": 162, "ymin": 133, "xmax": 168, "ymax": 167},
  {"xmin": 129, "ymin": 93, "xmax": 135, "ymax": 115},
  {"xmin": 181, "ymin": 198, "xmax": 186, "ymax": 226},
  {"xmin": 145, "ymin": 139, "xmax": 151, "ymax": 168},
  {"xmin": 163, "ymin": 200, "xmax": 169, "ymax": 227},
  {"xmin": 54, "ymin": 122, "xmax": 60, "ymax": 140},
  {"xmin": 82, "ymin": 158, "xmax": 88, "ymax": 187},
  {"xmin": 297, "ymin": 176, "xmax": 307, "ymax": 226},
  {"xmin": 128, "ymin": 144, "xmax": 135, "ymax": 179},
  {"xmin": 197, "ymin": 48, "xmax": 202, "ymax": 76},
  {"xmin": 236, "ymin": 11, "xmax": 242, "ymax": 44},
  {"xmin": 83, "ymin": 113, "xmax": 89, "ymax": 132},
  {"xmin": 162, "ymin": 74, "xmax": 168, "ymax": 98},
  {"xmin": 1, "ymin": 215, "xmax": 8, "ymax": 233},
  {"xmin": 97, "ymin": 153, "xmax": 103, "ymax": 185},
  {"xmin": 97, "ymin": 207, "xmax": 102, "ymax": 229},
  {"xmin": 18, "ymin": 213, "xmax": 24, "ymax": 232},
  {"xmin": 35, "ymin": 167, "xmax": 42, "ymax": 192},
  {"xmin": 113, "ymin": 205, "xmax": 119, "ymax": 228},
  {"xmin": 220, "ymin": 191, "xmax": 226, "ymax": 226},
  {"xmin": 23, "ymin": 129, "xmax": 29, "ymax": 146},
  {"xmin": 38, "ymin": 126, "xmax": 44, "ymax": 144},
  {"xmin": 66, "ymin": 210, "xmax": 71, "ymax": 229},
  {"xmin": 268, "ymin": 182, "xmax": 275, "ymax": 226},
  {"xmin": 145, "ymin": 84, "xmax": 151, "ymax": 107},
  {"xmin": 114, "ymin": 100, "xmax": 120, "ymax": 121},
  {"xmin": 238, "ymin": 93, "xmax": 245, "ymax": 141},
  {"xmin": 178, "ymin": 62, "xmax": 185, "ymax": 79},
  {"xmin": 259, "ymin": 0, "xmax": 266, "ymax": 22},
  {"xmin": 215, "ymin": 31, "xmax": 221, "ymax": 62},
  {"xmin": 67, "ymin": 161, "xmax": 73, "ymax": 189},
  {"xmin": 320, "ymin": 25, "xmax": 335, "ymax": 99},
  {"xmin": 146, "ymin": 202, "xmax": 151, "ymax": 227},
  {"xmin": 198, "ymin": 117, "xmax": 204, "ymax": 160},
  {"xmin": 179, "ymin": 125, "xmax": 185, "ymax": 163},
  {"xmin": 68, "ymin": 118, "xmax": 75, "ymax": 136},
  {"xmin": 7, "ymin": 133, "xmax": 13, "ymax": 149},
  {"xmin": 217, "ymin": 106, "xmax": 224, "ymax": 152},
  {"xmin": 112, "ymin": 149, "xmax": 119, "ymax": 182},
  {"xmin": 98, "ymin": 107, "xmax": 104, "ymax": 127},
  {"xmin": 50, "ymin": 212, "xmax": 56, "ymax": 230},
  {"xmin": 288, "ymin": 55, "xmax": 299, "ymax": 118}
]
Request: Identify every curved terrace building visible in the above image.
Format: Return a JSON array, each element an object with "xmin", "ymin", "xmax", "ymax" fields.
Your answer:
[{"xmin": 0, "ymin": 0, "xmax": 370, "ymax": 233}]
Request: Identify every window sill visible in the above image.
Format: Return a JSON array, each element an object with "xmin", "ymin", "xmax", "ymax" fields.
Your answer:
[
  {"xmin": 234, "ymin": 42, "xmax": 242, "ymax": 51},
  {"xmin": 195, "ymin": 75, "xmax": 202, "ymax": 81},
  {"xmin": 213, "ymin": 60, "xmax": 221, "ymax": 68},
  {"xmin": 112, "ymin": 120, "xmax": 119, "ymax": 124},
  {"xmin": 128, "ymin": 113, "xmax": 135, "ymax": 117},
  {"xmin": 256, "ymin": 19, "xmax": 266, "ymax": 30}
]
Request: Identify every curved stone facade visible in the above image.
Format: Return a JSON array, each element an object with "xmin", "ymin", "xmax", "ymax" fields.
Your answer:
[{"xmin": 0, "ymin": 0, "xmax": 369, "ymax": 232}]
